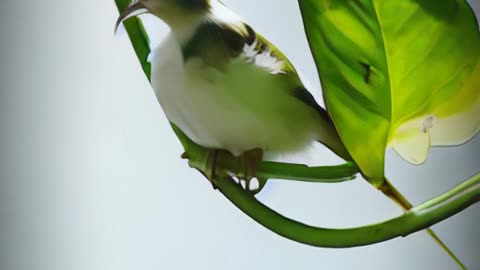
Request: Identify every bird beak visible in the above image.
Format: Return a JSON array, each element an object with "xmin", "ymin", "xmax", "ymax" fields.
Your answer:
[{"xmin": 115, "ymin": 0, "xmax": 148, "ymax": 33}]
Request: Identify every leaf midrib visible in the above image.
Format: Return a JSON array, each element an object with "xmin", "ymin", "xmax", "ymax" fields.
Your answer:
[{"xmin": 371, "ymin": 0, "xmax": 394, "ymax": 144}]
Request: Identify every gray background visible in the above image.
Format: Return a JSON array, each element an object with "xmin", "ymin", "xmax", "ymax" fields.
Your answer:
[{"xmin": 1, "ymin": 0, "xmax": 479, "ymax": 269}]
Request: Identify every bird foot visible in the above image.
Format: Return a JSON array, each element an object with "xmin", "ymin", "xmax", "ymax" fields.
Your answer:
[
  {"xmin": 182, "ymin": 148, "xmax": 267, "ymax": 194},
  {"xmin": 235, "ymin": 148, "xmax": 265, "ymax": 193}
]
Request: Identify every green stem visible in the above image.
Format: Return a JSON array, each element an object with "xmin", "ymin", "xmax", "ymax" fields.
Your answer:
[
  {"xmin": 380, "ymin": 178, "xmax": 467, "ymax": 270},
  {"xmin": 173, "ymin": 124, "xmax": 359, "ymax": 183},
  {"xmin": 258, "ymin": 161, "xmax": 357, "ymax": 182},
  {"xmin": 114, "ymin": 1, "xmax": 151, "ymax": 80},
  {"xmin": 216, "ymin": 172, "xmax": 480, "ymax": 248}
]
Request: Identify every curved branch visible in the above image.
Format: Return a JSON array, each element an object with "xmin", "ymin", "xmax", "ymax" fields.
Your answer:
[{"xmin": 217, "ymin": 172, "xmax": 480, "ymax": 247}]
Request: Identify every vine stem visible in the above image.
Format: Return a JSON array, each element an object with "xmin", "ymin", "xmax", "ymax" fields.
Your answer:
[
  {"xmin": 216, "ymin": 172, "xmax": 480, "ymax": 248},
  {"xmin": 379, "ymin": 178, "xmax": 467, "ymax": 270}
]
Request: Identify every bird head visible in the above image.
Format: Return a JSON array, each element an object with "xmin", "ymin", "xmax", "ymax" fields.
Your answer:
[{"xmin": 115, "ymin": 0, "xmax": 210, "ymax": 32}]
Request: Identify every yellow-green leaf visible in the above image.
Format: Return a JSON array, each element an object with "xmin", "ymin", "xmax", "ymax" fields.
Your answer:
[{"xmin": 299, "ymin": 0, "xmax": 480, "ymax": 185}]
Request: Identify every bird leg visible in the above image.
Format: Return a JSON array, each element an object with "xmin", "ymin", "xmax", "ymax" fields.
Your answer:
[
  {"xmin": 236, "ymin": 148, "xmax": 264, "ymax": 192},
  {"xmin": 189, "ymin": 149, "xmax": 224, "ymax": 189},
  {"xmin": 182, "ymin": 148, "xmax": 265, "ymax": 193},
  {"xmin": 211, "ymin": 148, "xmax": 264, "ymax": 192}
]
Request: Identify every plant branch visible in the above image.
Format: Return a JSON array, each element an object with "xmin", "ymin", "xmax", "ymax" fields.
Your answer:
[
  {"xmin": 172, "ymin": 125, "xmax": 358, "ymax": 183},
  {"xmin": 115, "ymin": 0, "xmax": 151, "ymax": 79},
  {"xmin": 379, "ymin": 178, "xmax": 467, "ymax": 270},
  {"xmin": 216, "ymin": 172, "xmax": 480, "ymax": 248},
  {"xmin": 258, "ymin": 161, "xmax": 357, "ymax": 183}
]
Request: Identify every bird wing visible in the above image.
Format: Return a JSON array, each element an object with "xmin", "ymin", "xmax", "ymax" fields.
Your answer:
[
  {"xmin": 181, "ymin": 21, "xmax": 328, "ymax": 118},
  {"xmin": 241, "ymin": 24, "xmax": 330, "ymax": 119}
]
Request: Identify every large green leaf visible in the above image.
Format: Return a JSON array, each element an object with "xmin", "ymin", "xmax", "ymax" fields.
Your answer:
[{"xmin": 299, "ymin": 0, "xmax": 480, "ymax": 185}]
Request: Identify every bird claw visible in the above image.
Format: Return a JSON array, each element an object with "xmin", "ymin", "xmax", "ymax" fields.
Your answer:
[
  {"xmin": 182, "ymin": 148, "xmax": 267, "ymax": 194},
  {"xmin": 240, "ymin": 177, "xmax": 268, "ymax": 195},
  {"xmin": 235, "ymin": 148, "xmax": 266, "ymax": 194}
]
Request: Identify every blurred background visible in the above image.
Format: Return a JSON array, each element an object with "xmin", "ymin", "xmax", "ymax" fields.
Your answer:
[{"xmin": 0, "ymin": 0, "xmax": 479, "ymax": 269}]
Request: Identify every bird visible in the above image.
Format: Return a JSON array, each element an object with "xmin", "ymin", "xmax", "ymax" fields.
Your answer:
[{"xmin": 116, "ymin": 0, "xmax": 351, "ymax": 187}]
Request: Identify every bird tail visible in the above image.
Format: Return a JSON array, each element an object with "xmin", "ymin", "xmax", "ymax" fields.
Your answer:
[{"xmin": 314, "ymin": 106, "xmax": 353, "ymax": 162}]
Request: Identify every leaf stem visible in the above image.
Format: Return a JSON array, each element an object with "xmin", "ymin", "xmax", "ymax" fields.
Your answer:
[
  {"xmin": 258, "ymin": 161, "xmax": 357, "ymax": 183},
  {"xmin": 380, "ymin": 178, "xmax": 467, "ymax": 269}
]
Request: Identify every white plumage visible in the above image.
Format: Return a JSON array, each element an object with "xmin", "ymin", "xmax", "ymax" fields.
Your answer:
[
  {"xmin": 132, "ymin": 0, "xmax": 348, "ymax": 160},
  {"xmin": 149, "ymin": 32, "xmax": 320, "ymax": 156}
]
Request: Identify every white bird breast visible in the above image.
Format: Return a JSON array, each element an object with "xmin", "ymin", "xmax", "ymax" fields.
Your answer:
[{"xmin": 148, "ymin": 34, "xmax": 320, "ymax": 156}]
